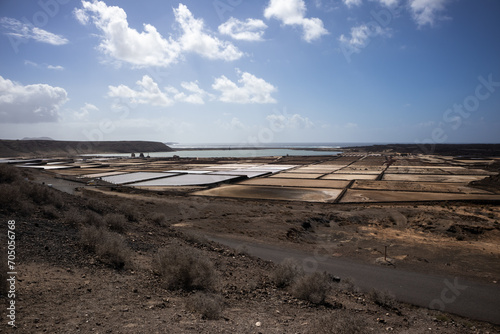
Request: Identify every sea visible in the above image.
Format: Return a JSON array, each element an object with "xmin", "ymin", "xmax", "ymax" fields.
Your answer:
[{"xmin": 86, "ymin": 142, "xmax": 383, "ymax": 158}]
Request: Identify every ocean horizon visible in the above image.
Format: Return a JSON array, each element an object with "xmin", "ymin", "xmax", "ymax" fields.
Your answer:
[{"xmin": 168, "ymin": 142, "xmax": 391, "ymax": 149}]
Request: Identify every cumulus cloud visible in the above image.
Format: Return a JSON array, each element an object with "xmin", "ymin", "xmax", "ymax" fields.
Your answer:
[
  {"xmin": 0, "ymin": 17, "xmax": 68, "ymax": 46},
  {"xmin": 108, "ymin": 75, "xmax": 213, "ymax": 107},
  {"xmin": 264, "ymin": 0, "xmax": 328, "ymax": 42},
  {"xmin": 74, "ymin": 1, "xmax": 242, "ymax": 67},
  {"xmin": 409, "ymin": 0, "xmax": 449, "ymax": 27},
  {"xmin": 74, "ymin": 102, "xmax": 98, "ymax": 120},
  {"xmin": 266, "ymin": 113, "xmax": 313, "ymax": 129},
  {"xmin": 0, "ymin": 75, "xmax": 68, "ymax": 123},
  {"xmin": 212, "ymin": 71, "xmax": 277, "ymax": 104},
  {"xmin": 174, "ymin": 4, "xmax": 243, "ymax": 60},
  {"xmin": 166, "ymin": 81, "xmax": 215, "ymax": 105},
  {"xmin": 108, "ymin": 75, "xmax": 174, "ymax": 107},
  {"xmin": 218, "ymin": 18, "xmax": 267, "ymax": 41},
  {"xmin": 339, "ymin": 24, "xmax": 391, "ymax": 49}
]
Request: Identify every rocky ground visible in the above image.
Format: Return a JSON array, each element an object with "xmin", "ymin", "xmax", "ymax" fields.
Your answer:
[{"xmin": 1, "ymin": 164, "xmax": 499, "ymax": 333}]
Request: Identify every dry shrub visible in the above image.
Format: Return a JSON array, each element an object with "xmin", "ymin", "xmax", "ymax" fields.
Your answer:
[
  {"xmin": 119, "ymin": 203, "xmax": 139, "ymax": 222},
  {"xmin": 369, "ymin": 289, "xmax": 396, "ymax": 309},
  {"xmin": 0, "ymin": 164, "xmax": 21, "ymax": 183},
  {"xmin": 0, "ymin": 183, "xmax": 22, "ymax": 212},
  {"xmin": 152, "ymin": 245, "xmax": 218, "ymax": 291},
  {"xmin": 21, "ymin": 182, "xmax": 64, "ymax": 209},
  {"xmin": 42, "ymin": 205, "xmax": 59, "ymax": 219},
  {"xmin": 80, "ymin": 225, "xmax": 130, "ymax": 268},
  {"xmin": 86, "ymin": 198, "xmax": 108, "ymax": 214},
  {"xmin": 308, "ymin": 312, "xmax": 369, "ymax": 334},
  {"xmin": 64, "ymin": 207, "xmax": 84, "ymax": 226},
  {"xmin": 83, "ymin": 210, "xmax": 104, "ymax": 227},
  {"xmin": 272, "ymin": 258, "xmax": 304, "ymax": 288},
  {"xmin": 185, "ymin": 292, "xmax": 224, "ymax": 320},
  {"xmin": 105, "ymin": 213, "xmax": 127, "ymax": 233},
  {"xmin": 291, "ymin": 271, "xmax": 332, "ymax": 304},
  {"xmin": 149, "ymin": 212, "xmax": 168, "ymax": 226}
]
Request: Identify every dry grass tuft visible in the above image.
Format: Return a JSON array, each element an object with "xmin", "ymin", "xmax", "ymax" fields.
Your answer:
[
  {"xmin": 290, "ymin": 271, "xmax": 332, "ymax": 304},
  {"xmin": 80, "ymin": 225, "xmax": 130, "ymax": 268},
  {"xmin": 152, "ymin": 245, "xmax": 218, "ymax": 291},
  {"xmin": 185, "ymin": 292, "xmax": 224, "ymax": 320},
  {"xmin": 272, "ymin": 258, "xmax": 304, "ymax": 288}
]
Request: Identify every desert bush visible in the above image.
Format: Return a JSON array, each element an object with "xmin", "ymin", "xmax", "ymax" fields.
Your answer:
[
  {"xmin": 0, "ymin": 183, "xmax": 22, "ymax": 213},
  {"xmin": 80, "ymin": 225, "xmax": 130, "ymax": 268},
  {"xmin": 83, "ymin": 210, "xmax": 104, "ymax": 227},
  {"xmin": 0, "ymin": 164, "xmax": 21, "ymax": 183},
  {"xmin": 291, "ymin": 271, "xmax": 332, "ymax": 304},
  {"xmin": 308, "ymin": 312, "xmax": 369, "ymax": 334},
  {"xmin": 185, "ymin": 292, "xmax": 224, "ymax": 320},
  {"xmin": 152, "ymin": 245, "xmax": 218, "ymax": 291},
  {"xmin": 369, "ymin": 289, "xmax": 396, "ymax": 309},
  {"xmin": 149, "ymin": 212, "xmax": 168, "ymax": 226},
  {"xmin": 42, "ymin": 205, "xmax": 59, "ymax": 219},
  {"xmin": 272, "ymin": 258, "xmax": 304, "ymax": 288},
  {"xmin": 64, "ymin": 207, "xmax": 84, "ymax": 226},
  {"xmin": 86, "ymin": 198, "xmax": 108, "ymax": 214},
  {"xmin": 119, "ymin": 203, "xmax": 139, "ymax": 222},
  {"xmin": 182, "ymin": 233, "xmax": 209, "ymax": 247},
  {"xmin": 22, "ymin": 182, "xmax": 64, "ymax": 209},
  {"xmin": 105, "ymin": 213, "xmax": 127, "ymax": 233}
]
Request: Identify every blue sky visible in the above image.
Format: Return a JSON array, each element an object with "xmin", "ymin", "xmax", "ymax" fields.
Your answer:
[{"xmin": 0, "ymin": 0, "xmax": 499, "ymax": 144}]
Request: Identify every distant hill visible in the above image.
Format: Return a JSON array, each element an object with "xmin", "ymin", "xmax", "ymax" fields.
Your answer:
[
  {"xmin": 0, "ymin": 140, "xmax": 173, "ymax": 157},
  {"xmin": 344, "ymin": 144, "xmax": 500, "ymax": 157},
  {"xmin": 21, "ymin": 137, "xmax": 54, "ymax": 141}
]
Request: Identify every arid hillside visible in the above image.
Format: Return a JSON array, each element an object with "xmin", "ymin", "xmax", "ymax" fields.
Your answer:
[{"xmin": 0, "ymin": 140, "xmax": 172, "ymax": 157}]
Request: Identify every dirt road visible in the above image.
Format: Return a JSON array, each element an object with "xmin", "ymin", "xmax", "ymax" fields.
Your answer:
[{"xmin": 208, "ymin": 235, "xmax": 500, "ymax": 325}]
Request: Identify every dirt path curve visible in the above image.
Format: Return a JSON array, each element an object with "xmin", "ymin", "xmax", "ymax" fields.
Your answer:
[{"xmin": 207, "ymin": 235, "xmax": 500, "ymax": 325}]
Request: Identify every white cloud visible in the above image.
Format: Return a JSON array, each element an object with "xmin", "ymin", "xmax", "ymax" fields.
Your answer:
[
  {"xmin": 108, "ymin": 76, "xmax": 213, "ymax": 107},
  {"xmin": 0, "ymin": 75, "xmax": 68, "ymax": 123},
  {"xmin": 25, "ymin": 60, "xmax": 64, "ymax": 71},
  {"xmin": 373, "ymin": 0, "xmax": 399, "ymax": 6},
  {"xmin": 108, "ymin": 75, "xmax": 174, "ymax": 107},
  {"xmin": 314, "ymin": 0, "xmax": 338, "ymax": 12},
  {"xmin": 74, "ymin": 1, "xmax": 180, "ymax": 67},
  {"xmin": 24, "ymin": 60, "xmax": 38, "ymax": 67},
  {"xmin": 0, "ymin": 17, "xmax": 68, "ymax": 46},
  {"xmin": 409, "ymin": 0, "xmax": 448, "ymax": 27},
  {"xmin": 216, "ymin": 117, "xmax": 245, "ymax": 130},
  {"xmin": 174, "ymin": 4, "xmax": 243, "ymax": 61},
  {"xmin": 74, "ymin": 1, "xmax": 242, "ymax": 67},
  {"xmin": 166, "ymin": 81, "xmax": 214, "ymax": 105},
  {"xmin": 266, "ymin": 113, "xmax": 314, "ymax": 129},
  {"xmin": 218, "ymin": 18, "xmax": 267, "ymax": 41},
  {"xmin": 212, "ymin": 71, "xmax": 277, "ymax": 104},
  {"xmin": 344, "ymin": 0, "xmax": 400, "ymax": 8},
  {"xmin": 74, "ymin": 102, "xmax": 98, "ymax": 120},
  {"xmin": 264, "ymin": 0, "xmax": 328, "ymax": 42},
  {"xmin": 339, "ymin": 24, "xmax": 391, "ymax": 49},
  {"xmin": 47, "ymin": 65, "xmax": 64, "ymax": 71},
  {"xmin": 343, "ymin": 0, "xmax": 362, "ymax": 7}
]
